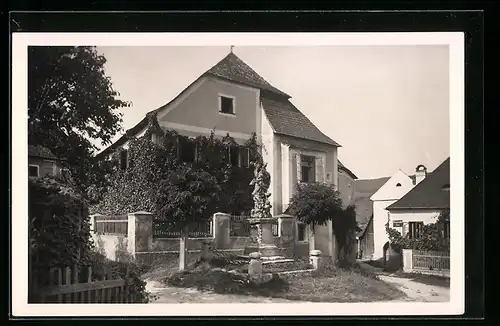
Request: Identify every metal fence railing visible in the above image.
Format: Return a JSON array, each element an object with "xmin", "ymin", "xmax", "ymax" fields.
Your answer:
[
  {"xmin": 95, "ymin": 215, "xmax": 128, "ymax": 236},
  {"xmin": 152, "ymin": 220, "xmax": 213, "ymax": 239},
  {"xmin": 412, "ymin": 250, "xmax": 450, "ymax": 271}
]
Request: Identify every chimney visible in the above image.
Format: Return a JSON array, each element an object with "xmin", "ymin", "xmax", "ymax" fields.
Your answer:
[{"xmin": 415, "ymin": 165, "xmax": 427, "ymax": 185}]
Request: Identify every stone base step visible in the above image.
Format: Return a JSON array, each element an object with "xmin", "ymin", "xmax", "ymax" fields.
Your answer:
[{"xmin": 261, "ymin": 258, "xmax": 295, "ymax": 265}]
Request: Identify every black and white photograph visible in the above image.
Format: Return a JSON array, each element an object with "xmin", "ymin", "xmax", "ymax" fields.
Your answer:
[{"xmin": 12, "ymin": 31, "xmax": 466, "ymax": 317}]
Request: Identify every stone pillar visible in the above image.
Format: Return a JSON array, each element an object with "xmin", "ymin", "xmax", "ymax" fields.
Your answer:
[
  {"xmin": 248, "ymin": 252, "xmax": 263, "ymax": 283},
  {"xmin": 402, "ymin": 249, "xmax": 413, "ymax": 273},
  {"xmin": 127, "ymin": 211, "xmax": 153, "ymax": 258},
  {"xmin": 244, "ymin": 217, "xmax": 281, "ymax": 258},
  {"xmin": 201, "ymin": 239, "xmax": 213, "ymax": 270},
  {"xmin": 277, "ymin": 214, "xmax": 295, "ymax": 258},
  {"xmin": 310, "ymin": 249, "xmax": 322, "ymax": 271},
  {"xmin": 212, "ymin": 213, "xmax": 230, "ymax": 249},
  {"xmin": 89, "ymin": 214, "xmax": 102, "ymax": 233}
]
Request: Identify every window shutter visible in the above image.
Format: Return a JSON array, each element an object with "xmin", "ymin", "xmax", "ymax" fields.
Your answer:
[
  {"xmin": 315, "ymin": 156, "xmax": 324, "ymax": 183},
  {"xmin": 296, "ymin": 153, "xmax": 302, "ymax": 183}
]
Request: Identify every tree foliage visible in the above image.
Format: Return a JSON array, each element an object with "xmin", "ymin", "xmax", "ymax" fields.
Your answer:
[
  {"xmin": 385, "ymin": 209, "xmax": 450, "ymax": 252},
  {"xmin": 287, "ymin": 183, "xmax": 358, "ymax": 265},
  {"xmin": 28, "ymin": 46, "xmax": 129, "ymax": 192},
  {"xmin": 29, "ymin": 176, "xmax": 94, "ymax": 272}
]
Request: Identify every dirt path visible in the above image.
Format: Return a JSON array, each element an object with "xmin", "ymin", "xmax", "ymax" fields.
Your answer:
[
  {"xmin": 146, "ymin": 280, "xmax": 307, "ymax": 304},
  {"xmin": 357, "ymin": 261, "xmax": 449, "ymax": 302},
  {"xmin": 376, "ymin": 275, "xmax": 449, "ymax": 302}
]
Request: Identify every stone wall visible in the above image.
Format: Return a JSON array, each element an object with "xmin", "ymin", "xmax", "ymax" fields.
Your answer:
[{"xmin": 90, "ymin": 211, "xmax": 316, "ymax": 262}]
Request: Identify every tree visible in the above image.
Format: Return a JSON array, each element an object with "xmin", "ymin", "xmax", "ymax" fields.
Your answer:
[
  {"xmin": 287, "ymin": 182, "xmax": 357, "ymax": 267},
  {"xmin": 28, "ymin": 46, "xmax": 129, "ymax": 192},
  {"xmin": 156, "ymin": 166, "xmax": 222, "ymax": 271}
]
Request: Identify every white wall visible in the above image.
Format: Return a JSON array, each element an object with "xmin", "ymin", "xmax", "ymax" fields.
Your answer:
[
  {"xmin": 372, "ymin": 199, "xmax": 396, "ymax": 260},
  {"xmin": 389, "ymin": 210, "xmax": 441, "ymax": 227}
]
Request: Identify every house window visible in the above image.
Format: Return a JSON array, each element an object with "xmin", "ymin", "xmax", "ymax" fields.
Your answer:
[
  {"xmin": 120, "ymin": 150, "xmax": 128, "ymax": 170},
  {"xmin": 300, "ymin": 155, "xmax": 316, "ymax": 183},
  {"xmin": 219, "ymin": 95, "xmax": 235, "ymax": 115},
  {"xmin": 408, "ymin": 221, "xmax": 424, "ymax": 239},
  {"xmin": 396, "ymin": 183, "xmax": 402, "ymax": 187},
  {"xmin": 178, "ymin": 137, "xmax": 197, "ymax": 163},
  {"xmin": 28, "ymin": 165, "xmax": 39, "ymax": 177},
  {"xmin": 297, "ymin": 223, "xmax": 307, "ymax": 242},
  {"xmin": 229, "ymin": 145, "xmax": 239, "ymax": 166},
  {"xmin": 228, "ymin": 146, "xmax": 250, "ymax": 167},
  {"xmin": 240, "ymin": 147, "xmax": 250, "ymax": 168}
]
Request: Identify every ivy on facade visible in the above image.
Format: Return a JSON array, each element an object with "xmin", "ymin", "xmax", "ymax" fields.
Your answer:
[
  {"xmin": 91, "ymin": 124, "xmax": 264, "ymax": 222},
  {"xmin": 385, "ymin": 209, "xmax": 450, "ymax": 252}
]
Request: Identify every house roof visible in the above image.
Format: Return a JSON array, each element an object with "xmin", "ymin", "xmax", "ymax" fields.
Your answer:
[
  {"xmin": 261, "ymin": 97, "xmax": 340, "ymax": 147},
  {"xmin": 204, "ymin": 52, "xmax": 291, "ymax": 98},
  {"xmin": 358, "ymin": 215, "xmax": 373, "ymax": 238},
  {"xmin": 96, "ymin": 51, "xmax": 339, "ymax": 158},
  {"xmin": 387, "ymin": 157, "xmax": 450, "ymax": 211},
  {"xmin": 28, "ymin": 145, "xmax": 61, "ymax": 160},
  {"xmin": 352, "ymin": 177, "xmax": 390, "ymax": 234},
  {"xmin": 338, "ymin": 160, "xmax": 358, "ymax": 180}
]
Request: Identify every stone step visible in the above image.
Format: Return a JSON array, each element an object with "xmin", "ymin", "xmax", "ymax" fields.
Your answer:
[{"xmin": 261, "ymin": 259, "xmax": 295, "ymax": 265}]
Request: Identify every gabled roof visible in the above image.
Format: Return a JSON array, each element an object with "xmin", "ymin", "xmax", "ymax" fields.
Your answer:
[
  {"xmin": 338, "ymin": 160, "xmax": 358, "ymax": 180},
  {"xmin": 29, "ymin": 145, "xmax": 62, "ymax": 160},
  {"xmin": 96, "ymin": 51, "xmax": 339, "ymax": 157},
  {"xmin": 353, "ymin": 177, "xmax": 389, "ymax": 233},
  {"xmin": 205, "ymin": 52, "xmax": 291, "ymax": 98},
  {"xmin": 261, "ymin": 97, "xmax": 340, "ymax": 147},
  {"xmin": 369, "ymin": 169, "xmax": 414, "ymax": 202},
  {"xmin": 387, "ymin": 158, "xmax": 450, "ymax": 211}
]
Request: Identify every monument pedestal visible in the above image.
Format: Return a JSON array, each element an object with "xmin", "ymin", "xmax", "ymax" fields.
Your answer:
[{"xmin": 243, "ymin": 217, "xmax": 282, "ymax": 259}]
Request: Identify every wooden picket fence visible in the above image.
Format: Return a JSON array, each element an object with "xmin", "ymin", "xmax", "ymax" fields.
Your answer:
[
  {"xmin": 31, "ymin": 265, "xmax": 133, "ymax": 303},
  {"xmin": 412, "ymin": 250, "xmax": 450, "ymax": 271}
]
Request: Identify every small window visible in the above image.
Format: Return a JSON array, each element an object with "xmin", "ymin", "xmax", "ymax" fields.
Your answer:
[
  {"xmin": 239, "ymin": 147, "xmax": 250, "ymax": 168},
  {"xmin": 396, "ymin": 183, "xmax": 402, "ymax": 187},
  {"xmin": 300, "ymin": 155, "xmax": 316, "ymax": 183},
  {"xmin": 28, "ymin": 165, "xmax": 39, "ymax": 177},
  {"xmin": 443, "ymin": 221, "xmax": 450, "ymax": 239},
  {"xmin": 120, "ymin": 150, "xmax": 128, "ymax": 170},
  {"xmin": 393, "ymin": 220, "xmax": 403, "ymax": 228},
  {"xmin": 297, "ymin": 223, "xmax": 307, "ymax": 241},
  {"xmin": 219, "ymin": 95, "xmax": 235, "ymax": 115},
  {"xmin": 178, "ymin": 137, "xmax": 197, "ymax": 163},
  {"xmin": 408, "ymin": 221, "xmax": 424, "ymax": 239},
  {"xmin": 229, "ymin": 145, "xmax": 239, "ymax": 166}
]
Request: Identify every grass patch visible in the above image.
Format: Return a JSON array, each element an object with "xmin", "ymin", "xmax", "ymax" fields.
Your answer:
[{"xmin": 163, "ymin": 261, "xmax": 406, "ymax": 302}]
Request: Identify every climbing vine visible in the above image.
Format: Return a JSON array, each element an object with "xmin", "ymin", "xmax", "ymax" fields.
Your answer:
[
  {"xmin": 91, "ymin": 123, "xmax": 264, "ymax": 224},
  {"xmin": 385, "ymin": 209, "xmax": 450, "ymax": 252}
]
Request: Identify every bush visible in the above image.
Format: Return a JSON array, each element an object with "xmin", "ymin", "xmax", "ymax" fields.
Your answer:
[{"xmin": 88, "ymin": 251, "xmax": 154, "ymax": 303}]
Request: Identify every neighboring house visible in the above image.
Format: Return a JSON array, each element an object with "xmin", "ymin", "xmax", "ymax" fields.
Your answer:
[
  {"xmin": 28, "ymin": 145, "xmax": 68, "ymax": 179},
  {"xmin": 352, "ymin": 176, "xmax": 389, "ymax": 259},
  {"xmin": 96, "ymin": 50, "xmax": 343, "ymax": 258},
  {"xmin": 337, "ymin": 160, "xmax": 358, "ymax": 209},
  {"xmin": 386, "ymin": 158, "xmax": 450, "ymax": 240},
  {"xmin": 369, "ymin": 169, "xmax": 416, "ymax": 260}
]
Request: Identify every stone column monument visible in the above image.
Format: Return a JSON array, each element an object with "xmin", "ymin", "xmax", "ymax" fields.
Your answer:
[{"xmin": 243, "ymin": 162, "xmax": 282, "ymax": 259}]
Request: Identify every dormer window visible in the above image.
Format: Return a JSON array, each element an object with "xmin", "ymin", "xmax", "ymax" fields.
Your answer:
[
  {"xmin": 396, "ymin": 183, "xmax": 402, "ymax": 187},
  {"xmin": 219, "ymin": 95, "xmax": 235, "ymax": 115}
]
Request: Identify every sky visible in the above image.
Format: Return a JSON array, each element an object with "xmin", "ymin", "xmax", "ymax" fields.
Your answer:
[{"xmin": 96, "ymin": 45, "xmax": 450, "ymax": 179}]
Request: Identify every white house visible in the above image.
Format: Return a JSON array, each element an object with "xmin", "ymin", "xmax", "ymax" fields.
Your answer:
[
  {"xmin": 386, "ymin": 158, "xmax": 450, "ymax": 239},
  {"xmin": 96, "ymin": 50, "xmax": 352, "ymax": 259},
  {"xmin": 369, "ymin": 169, "xmax": 415, "ymax": 260}
]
